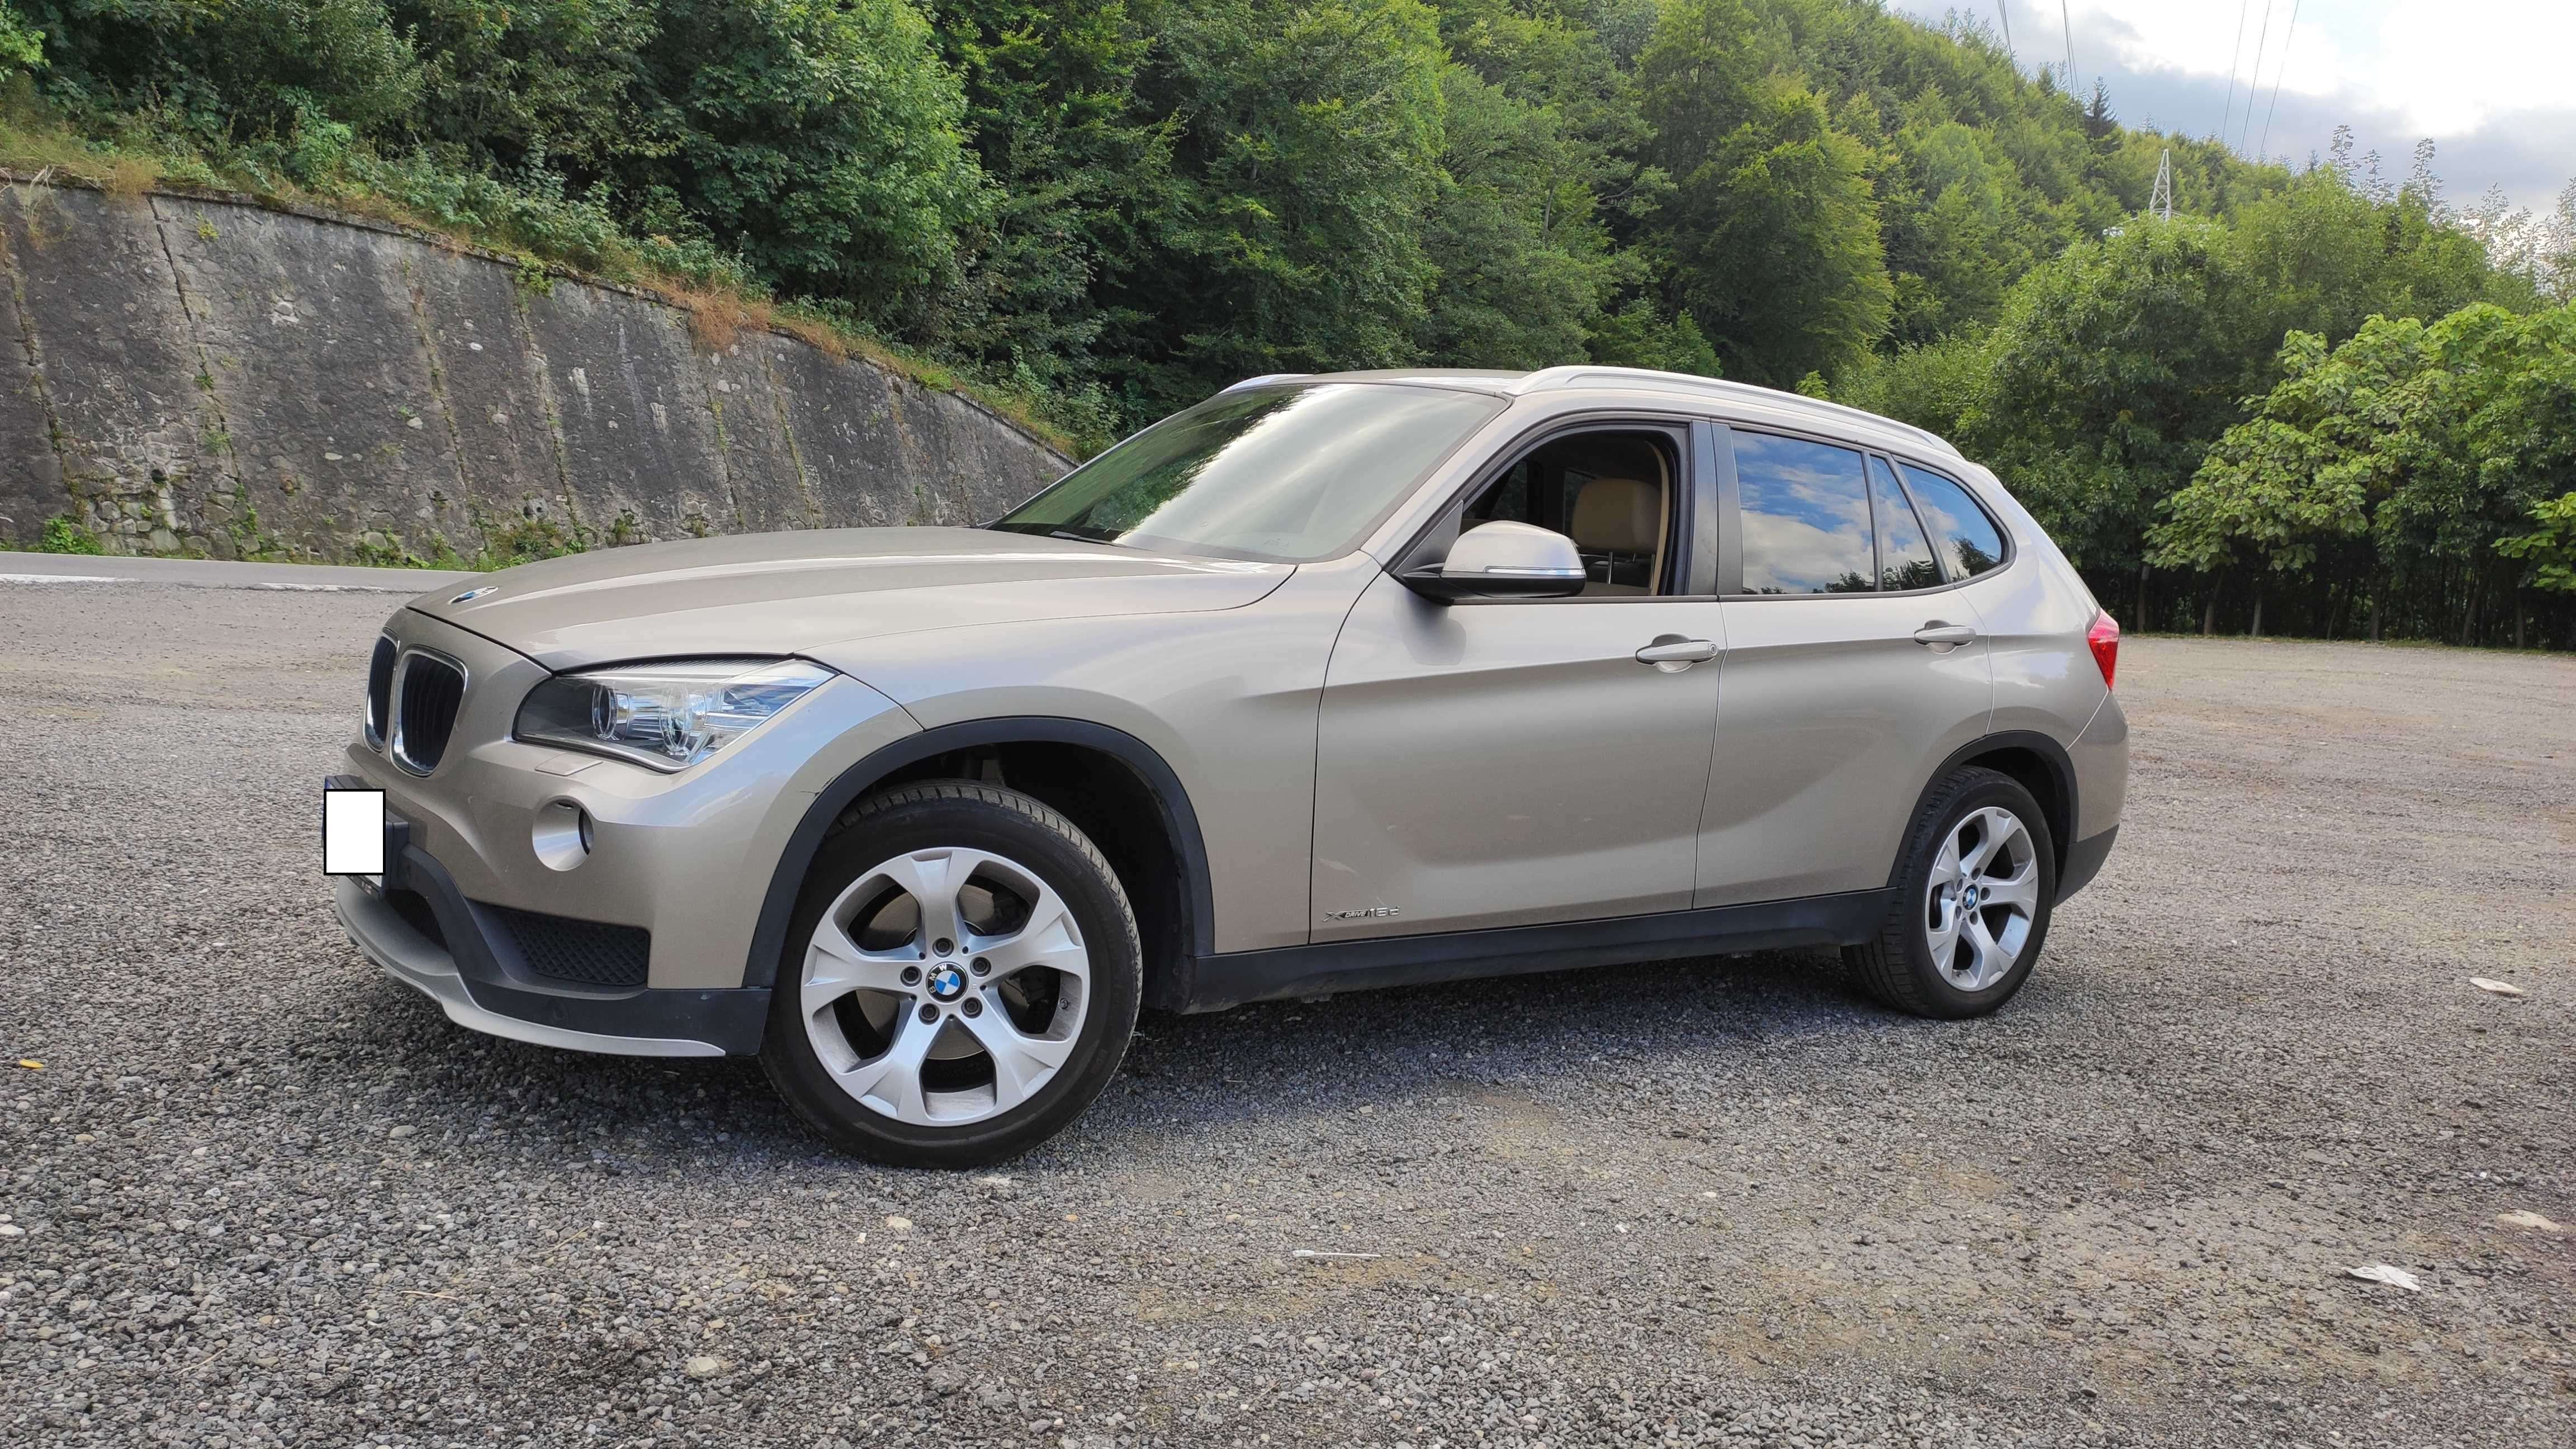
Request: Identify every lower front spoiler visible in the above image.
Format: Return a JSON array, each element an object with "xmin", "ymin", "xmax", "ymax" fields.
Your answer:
[{"xmin": 337, "ymin": 877, "xmax": 733, "ymax": 1058}]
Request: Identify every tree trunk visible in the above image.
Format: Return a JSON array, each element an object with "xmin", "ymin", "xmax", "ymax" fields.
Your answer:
[
  {"xmin": 2201, "ymin": 578, "xmax": 2217, "ymax": 636},
  {"xmin": 2135, "ymin": 562, "xmax": 2148, "ymax": 627},
  {"xmin": 2249, "ymin": 586, "xmax": 2264, "ymax": 637},
  {"xmin": 2516, "ymin": 600, "xmax": 2527, "ymax": 651},
  {"xmin": 2369, "ymin": 592, "xmax": 2382, "ymax": 642}
]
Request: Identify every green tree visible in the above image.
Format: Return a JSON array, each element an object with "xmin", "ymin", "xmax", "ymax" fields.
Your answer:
[
  {"xmin": 615, "ymin": 0, "xmax": 988, "ymax": 320},
  {"xmin": 0, "ymin": 2, "xmax": 44, "ymax": 75},
  {"xmin": 2502, "ymin": 492, "xmax": 2576, "ymax": 593},
  {"xmin": 20, "ymin": 0, "xmax": 419, "ymax": 140},
  {"xmin": 1585, "ymin": 296, "xmax": 1721, "ymax": 375},
  {"xmin": 2158, "ymin": 302, "xmax": 2576, "ymax": 641},
  {"xmin": 1640, "ymin": 2, "xmax": 1890, "ymax": 385},
  {"xmin": 1105, "ymin": 0, "xmax": 1448, "ymax": 416},
  {"xmin": 1412, "ymin": 0, "xmax": 1654, "ymax": 370},
  {"xmin": 1973, "ymin": 219, "xmax": 2254, "ymax": 576},
  {"xmin": 2149, "ymin": 321, "xmax": 2429, "ymax": 629},
  {"xmin": 927, "ymin": 0, "xmax": 1171, "ymax": 430},
  {"xmin": 391, "ymin": 1, "xmax": 656, "ymax": 180},
  {"xmin": 1882, "ymin": 122, "xmax": 2029, "ymax": 343}
]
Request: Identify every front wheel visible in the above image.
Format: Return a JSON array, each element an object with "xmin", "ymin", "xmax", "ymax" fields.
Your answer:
[
  {"xmin": 1844, "ymin": 766, "xmax": 2056, "ymax": 1019},
  {"xmin": 760, "ymin": 781, "xmax": 1142, "ymax": 1167}
]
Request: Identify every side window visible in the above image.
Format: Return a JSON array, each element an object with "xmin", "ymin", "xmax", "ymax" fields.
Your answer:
[
  {"xmin": 1868, "ymin": 457, "xmax": 1942, "ymax": 591},
  {"xmin": 1731, "ymin": 432, "xmax": 1874, "ymax": 594},
  {"xmin": 1897, "ymin": 463, "xmax": 2009, "ymax": 579},
  {"xmin": 1456, "ymin": 430, "xmax": 1679, "ymax": 596}
]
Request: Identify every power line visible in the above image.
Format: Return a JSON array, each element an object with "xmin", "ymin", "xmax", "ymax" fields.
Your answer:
[
  {"xmin": 1995, "ymin": 1, "xmax": 2016, "ymax": 63},
  {"xmin": 2221, "ymin": 0, "xmax": 2252, "ymax": 141},
  {"xmin": 2239, "ymin": 0, "xmax": 2278, "ymax": 153},
  {"xmin": 2059, "ymin": 0, "xmax": 2076, "ymax": 87},
  {"xmin": 2256, "ymin": 0, "xmax": 2303, "ymax": 160}
]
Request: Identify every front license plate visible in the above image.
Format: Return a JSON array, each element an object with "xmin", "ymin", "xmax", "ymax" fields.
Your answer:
[{"xmin": 323, "ymin": 785, "xmax": 388, "ymax": 880}]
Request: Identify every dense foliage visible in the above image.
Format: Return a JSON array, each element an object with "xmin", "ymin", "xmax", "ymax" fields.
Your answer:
[{"xmin": 7, "ymin": 1, "xmax": 2574, "ymax": 642}]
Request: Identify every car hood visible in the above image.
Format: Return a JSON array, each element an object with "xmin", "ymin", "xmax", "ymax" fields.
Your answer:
[{"xmin": 408, "ymin": 526, "xmax": 1292, "ymax": 670}]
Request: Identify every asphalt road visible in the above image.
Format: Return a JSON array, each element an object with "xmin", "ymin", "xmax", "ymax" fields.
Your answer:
[{"xmin": 2, "ymin": 566, "xmax": 2572, "ymax": 1448}]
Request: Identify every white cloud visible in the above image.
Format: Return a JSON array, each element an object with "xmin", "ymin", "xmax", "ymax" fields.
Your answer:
[{"xmin": 1886, "ymin": 1, "xmax": 2576, "ymax": 210}]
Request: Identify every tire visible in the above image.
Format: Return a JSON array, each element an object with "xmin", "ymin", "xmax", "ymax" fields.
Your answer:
[
  {"xmin": 1843, "ymin": 766, "xmax": 2056, "ymax": 1019},
  {"xmin": 759, "ymin": 780, "xmax": 1142, "ymax": 1168}
]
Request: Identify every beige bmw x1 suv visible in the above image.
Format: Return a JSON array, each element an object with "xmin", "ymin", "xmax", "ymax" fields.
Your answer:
[{"xmin": 330, "ymin": 367, "xmax": 2127, "ymax": 1166}]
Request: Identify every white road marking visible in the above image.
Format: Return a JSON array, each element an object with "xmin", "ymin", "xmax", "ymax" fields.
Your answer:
[
  {"xmin": 248, "ymin": 581, "xmax": 419, "ymax": 594},
  {"xmin": 2, "ymin": 570, "xmax": 420, "ymax": 593}
]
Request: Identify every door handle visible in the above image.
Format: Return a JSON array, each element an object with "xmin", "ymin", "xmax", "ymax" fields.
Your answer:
[
  {"xmin": 1635, "ymin": 636, "xmax": 1718, "ymax": 671},
  {"xmin": 1912, "ymin": 623, "xmax": 1977, "ymax": 647}
]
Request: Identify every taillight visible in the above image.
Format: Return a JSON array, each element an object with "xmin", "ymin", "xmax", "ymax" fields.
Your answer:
[{"xmin": 2087, "ymin": 611, "xmax": 2120, "ymax": 689}]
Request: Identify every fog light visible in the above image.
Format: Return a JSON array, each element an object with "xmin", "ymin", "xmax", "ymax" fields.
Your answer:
[{"xmin": 532, "ymin": 800, "xmax": 593, "ymax": 872}]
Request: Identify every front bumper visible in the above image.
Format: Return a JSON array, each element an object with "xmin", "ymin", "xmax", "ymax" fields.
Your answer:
[
  {"xmin": 333, "ymin": 608, "xmax": 917, "ymax": 995},
  {"xmin": 330, "ymin": 792, "xmax": 770, "ymax": 1055},
  {"xmin": 325, "ymin": 604, "xmax": 924, "ymax": 1054},
  {"xmin": 339, "ymin": 878, "xmax": 740, "ymax": 1057}
]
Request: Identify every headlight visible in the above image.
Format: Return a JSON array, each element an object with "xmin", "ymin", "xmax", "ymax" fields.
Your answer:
[{"xmin": 514, "ymin": 657, "xmax": 835, "ymax": 771}]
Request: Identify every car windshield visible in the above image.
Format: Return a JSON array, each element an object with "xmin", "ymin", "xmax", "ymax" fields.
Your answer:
[{"xmin": 991, "ymin": 383, "xmax": 1505, "ymax": 563}]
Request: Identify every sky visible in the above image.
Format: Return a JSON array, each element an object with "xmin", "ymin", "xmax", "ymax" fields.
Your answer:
[{"xmin": 1880, "ymin": 1, "xmax": 2576, "ymax": 215}]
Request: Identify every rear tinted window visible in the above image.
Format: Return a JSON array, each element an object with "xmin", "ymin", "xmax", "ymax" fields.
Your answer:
[
  {"xmin": 1896, "ymin": 463, "xmax": 2008, "ymax": 579},
  {"xmin": 1868, "ymin": 457, "xmax": 1942, "ymax": 591},
  {"xmin": 1732, "ymin": 433, "xmax": 1874, "ymax": 594}
]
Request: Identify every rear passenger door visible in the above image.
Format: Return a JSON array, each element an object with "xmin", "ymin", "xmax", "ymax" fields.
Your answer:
[{"xmin": 1696, "ymin": 429, "xmax": 1997, "ymax": 906}]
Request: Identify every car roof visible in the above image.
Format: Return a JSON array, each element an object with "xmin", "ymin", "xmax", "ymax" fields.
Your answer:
[{"xmin": 1234, "ymin": 366, "xmax": 1964, "ymax": 462}]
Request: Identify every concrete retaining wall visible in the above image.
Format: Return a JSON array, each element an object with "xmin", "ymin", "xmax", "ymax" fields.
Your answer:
[{"xmin": 0, "ymin": 182, "xmax": 1071, "ymax": 561}]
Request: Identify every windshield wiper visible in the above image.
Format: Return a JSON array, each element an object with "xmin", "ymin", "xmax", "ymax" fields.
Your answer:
[{"xmin": 1048, "ymin": 528, "xmax": 1133, "ymax": 548}]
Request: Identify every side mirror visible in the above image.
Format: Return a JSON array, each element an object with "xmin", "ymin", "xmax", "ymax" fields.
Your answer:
[{"xmin": 1403, "ymin": 520, "xmax": 1587, "ymax": 602}]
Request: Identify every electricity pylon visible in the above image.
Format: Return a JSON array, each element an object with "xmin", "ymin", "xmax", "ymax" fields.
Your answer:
[{"xmin": 2148, "ymin": 148, "xmax": 2174, "ymax": 220}]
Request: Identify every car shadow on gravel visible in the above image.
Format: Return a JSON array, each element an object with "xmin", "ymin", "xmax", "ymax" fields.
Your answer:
[
  {"xmin": 298, "ymin": 945, "xmax": 1942, "ymax": 1172},
  {"xmin": 1106, "ymin": 947, "xmax": 1916, "ymax": 1128}
]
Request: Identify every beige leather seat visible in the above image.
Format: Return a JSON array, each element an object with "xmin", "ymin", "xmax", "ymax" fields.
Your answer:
[{"xmin": 1568, "ymin": 476, "xmax": 1666, "ymax": 595}]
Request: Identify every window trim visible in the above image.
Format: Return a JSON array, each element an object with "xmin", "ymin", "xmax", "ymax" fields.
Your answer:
[
  {"xmin": 1713, "ymin": 420, "xmax": 2018, "ymax": 601},
  {"xmin": 1865, "ymin": 453, "xmax": 1942, "ymax": 591},
  {"xmin": 1389, "ymin": 414, "xmax": 1714, "ymax": 604}
]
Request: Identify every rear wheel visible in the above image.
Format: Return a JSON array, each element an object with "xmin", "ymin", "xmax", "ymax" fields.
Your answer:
[
  {"xmin": 1844, "ymin": 766, "xmax": 2055, "ymax": 1019},
  {"xmin": 760, "ymin": 781, "xmax": 1141, "ymax": 1167}
]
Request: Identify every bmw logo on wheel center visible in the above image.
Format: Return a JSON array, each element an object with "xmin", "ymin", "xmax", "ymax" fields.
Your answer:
[{"xmin": 926, "ymin": 964, "xmax": 968, "ymax": 1002}]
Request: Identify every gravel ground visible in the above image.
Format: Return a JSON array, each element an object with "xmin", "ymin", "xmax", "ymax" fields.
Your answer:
[{"xmin": 2, "ymin": 575, "xmax": 2572, "ymax": 1449}]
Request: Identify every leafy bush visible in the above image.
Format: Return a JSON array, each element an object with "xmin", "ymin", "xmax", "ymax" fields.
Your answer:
[{"xmin": 38, "ymin": 513, "xmax": 104, "ymax": 553}]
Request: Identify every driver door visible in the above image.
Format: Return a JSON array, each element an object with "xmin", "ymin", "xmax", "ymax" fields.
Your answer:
[{"xmin": 1308, "ymin": 422, "xmax": 1725, "ymax": 940}]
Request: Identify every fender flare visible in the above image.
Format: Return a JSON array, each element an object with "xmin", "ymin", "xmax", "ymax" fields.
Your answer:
[
  {"xmin": 740, "ymin": 717, "xmax": 1216, "ymax": 989},
  {"xmin": 1891, "ymin": 730, "xmax": 2080, "ymax": 886}
]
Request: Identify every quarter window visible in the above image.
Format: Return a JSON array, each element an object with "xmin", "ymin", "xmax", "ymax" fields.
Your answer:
[
  {"xmin": 1731, "ymin": 432, "xmax": 1874, "ymax": 594},
  {"xmin": 1868, "ymin": 457, "xmax": 1942, "ymax": 591},
  {"xmin": 1896, "ymin": 463, "xmax": 2009, "ymax": 579}
]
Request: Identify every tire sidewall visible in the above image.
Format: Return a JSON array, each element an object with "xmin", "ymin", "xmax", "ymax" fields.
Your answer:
[
  {"xmin": 1896, "ymin": 773, "xmax": 2057, "ymax": 1017},
  {"xmin": 761, "ymin": 790, "xmax": 1141, "ymax": 1166}
]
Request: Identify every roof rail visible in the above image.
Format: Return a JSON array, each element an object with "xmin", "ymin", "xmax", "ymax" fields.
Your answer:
[
  {"xmin": 1220, "ymin": 373, "xmax": 1311, "ymax": 394},
  {"xmin": 1508, "ymin": 366, "xmax": 1962, "ymax": 458}
]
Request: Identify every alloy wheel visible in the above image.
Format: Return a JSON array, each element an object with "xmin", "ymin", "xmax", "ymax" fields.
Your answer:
[
  {"xmin": 800, "ymin": 846, "xmax": 1091, "ymax": 1125},
  {"xmin": 1922, "ymin": 805, "xmax": 2040, "ymax": 992}
]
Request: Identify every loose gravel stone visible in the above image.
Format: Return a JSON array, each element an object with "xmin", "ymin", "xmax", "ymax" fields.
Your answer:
[{"xmin": 2, "ymin": 580, "xmax": 2573, "ymax": 1448}]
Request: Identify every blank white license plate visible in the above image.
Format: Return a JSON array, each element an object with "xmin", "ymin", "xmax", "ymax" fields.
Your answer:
[{"xmin": 323, "ymin": 786, "xmax": 387, "ymax": 880}]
